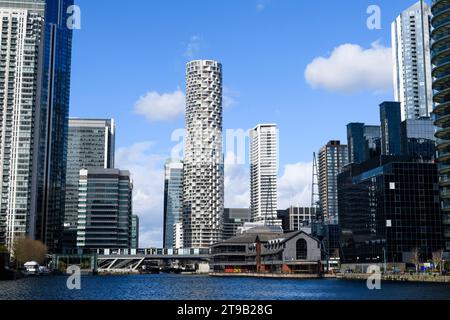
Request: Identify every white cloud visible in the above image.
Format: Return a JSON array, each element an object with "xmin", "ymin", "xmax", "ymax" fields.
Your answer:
[
  {"xmin": 278, "ymin": 162, "xmax": 312, "ymax": 209},
  {"xmin": 116, "ymin": 142, "xmax": 167, "ymax": 248},
  {"xmin": 184, "ymin": 35, "xmax": 202, "ymax": 59},
  {"xmin": 305, "ymin": 42, "xmax": 393, "ymax": 93},
  {"xmin": 223, "ymin": 87, "xmax": 239, "ymax": 109},
  {"xmin": 134, "ymin": 90, "xmax": 185, "ymax": 122},
  {"xmin": 224, "ymin": 153, "xmax": 250, "ymax": 208}
]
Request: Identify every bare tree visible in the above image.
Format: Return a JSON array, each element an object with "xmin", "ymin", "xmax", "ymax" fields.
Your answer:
[
  {"xmin": 432, "ymin": 249, "xmax": 444, "ymax": 273},
  {"xmin": 410, "ymin": 248, "xmax": 420, "ymax": 274},
  {"xmin": 13, "ymin": 237, "xmax": 48, "ymax": 266}
]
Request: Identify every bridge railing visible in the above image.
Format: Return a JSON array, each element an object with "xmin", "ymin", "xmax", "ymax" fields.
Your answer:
[{"xmin": 96, "ymin": 248, "xmax": 211, "ymax": 257}]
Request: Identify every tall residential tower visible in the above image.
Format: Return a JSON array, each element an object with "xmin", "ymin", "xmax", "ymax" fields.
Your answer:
[{"xmin": 183, "ymin": 60, "xmax": 224, "ymax": 248}]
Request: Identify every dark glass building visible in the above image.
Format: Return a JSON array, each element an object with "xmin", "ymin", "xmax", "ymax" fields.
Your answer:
[
  {"xmin": 347, "ymin": 123, "xmax": 381, "ymax": 164},
  {"xmin": 431, "ymin": 0, "xmax": 450, "ymax": 252},
  {"xmin": 34, "ymin": 0, "xmax": 74, "ymax": 253},
  {"xmin": 223, "ymin": 208, "xmax": 251, "ymax": 240},
  {"xmin": 380, "ymin": 102, "xmax": 402, "ymax": 156},
  {"xmin": 401, "ymin": 117, "xmax": 437, "ymax": 162},
  {"xmin": 338, "ymin": 156, "xmax": 444, "ymax": 264}
]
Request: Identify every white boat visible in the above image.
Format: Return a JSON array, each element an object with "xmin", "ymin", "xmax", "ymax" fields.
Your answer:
[{"xmin": 23, "ymin": 261, "xmax": 40, "ymax": 276}]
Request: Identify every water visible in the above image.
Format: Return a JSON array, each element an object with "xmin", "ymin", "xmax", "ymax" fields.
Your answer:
[{"xmin": 0, "ymin": 275, "xmax": 450, "ymax": 300}]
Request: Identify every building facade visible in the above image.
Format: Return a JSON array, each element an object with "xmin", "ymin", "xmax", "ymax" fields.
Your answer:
[
  {"xmin": 338, "ymin": 156, "xmax": 444, "ymax": 264},
  {"xmin": 347, "ymin": 123, "xmax": 381, "ymax": 164},
  {"xmin": 432, "ymin": 0, "xmax": 450, "ymax": 253},
  {"xmin": 131, "ymin": 215, "xmax": 139, "ymax": 249},
  {"xmin": 163, "ymin": 160, "xmax": 183, "ymax": 248},
  {"xmin": 380, "ymin": 102, "xmax": 402, "ymax": 156},
  {"xmin": 400, "ymin": 117, "xmax": 436, "ymax": 161},
  {"xmin": 250, "ymin": 124, "xmax": 280, "ymax": 226},
  {"xmin": 183, "ymin": 60, "xmax": 224, "ymax": 248},
  {"xmin": 76, "ymin": 169, "xmax": 132, "ymax": 250},
  {"xmin": 223, "ymin": 208, "xmax": 251, "ymax": 240},
  {"xmin": 318, "ymin": 141, "xmax": 348, "ymax": 224},
  {"xmin": 392, "ymin": 0, "xmax": 433, "ymax": 121},
  {"xmin": 282, "ymin": 207, "xmax": 317, "ymax": 232},
  {"xmin": 63, "ymin": 119, "xmax": 115, "ymax": 249}
]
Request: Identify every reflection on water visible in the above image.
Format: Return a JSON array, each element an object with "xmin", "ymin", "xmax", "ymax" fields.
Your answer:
[{"xmin": 0, "ymin": 275, "xmax": 449, "ymax": 300}]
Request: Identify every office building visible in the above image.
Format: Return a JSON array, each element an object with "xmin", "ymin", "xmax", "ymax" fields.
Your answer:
[
  {"xmin": 173, "ymin": 222, "xmax": 183, "ymax": 249},
  {"xmin": 163, "ymin": 160, "xmax": 183, "ymax": 248},
  {"xmin": 223, "ymin": 208, "xmax": 251, "ymax": 240},
  {"xmin": 131, "ymin": 215, "xmax": 139, "ymax": 249},
  {"xmin": 0, "ymin": 0, "xmax": 46, "ymax": 251},
  {"xmin": 392, "ymin": 0, "xmax": 433, "ymax": 121},
  {"xmin": 347, "ymin": 123, "xmax": 381, "ymax": 164},
  {"xmin": 318, "ymin": 141, "xmax": 348, "ymax": 224},
  {"xmin": 432, "ymin": 0, "xmax": 450, "ymax": 252},
  {"xmin": 400, "ymin": 117, "xmax": 436, "ymax": 161},
  {"xmin": 183, "ymin": 60, "xmax": 224, "ymax": 248},
  {"xmin": 380, "ymin": 102, "xmax": 402, "ymax": 156},
  {"xmin": 281, "ymin": 207, "xmax": 316, "ymax": 232},
  {"xmin": 63, "ymin": 119, "xmax": 115, "ymax": 249},
  {"xmin": 338, "ymin": 156, "xmax": 444, "ymax": 264},
  {"xmin": 76, "ymin": 169, "xmax": 133, "ymax": 250},
  {"xmin": 250, "ymin": 124, "xmax": 280, "ymax": 226}
]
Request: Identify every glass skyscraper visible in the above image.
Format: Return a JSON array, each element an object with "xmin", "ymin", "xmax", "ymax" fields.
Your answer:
[
  {"xmin": 347, "ymin": 123, "xmax": 381, "ymax": 164},
  {"xmin": 401, "ymin": 117, "xmax": 436, "ymax": 161},
  {"xmin": 63, "ymin": 119, "xmax": 115, "ymax": 250},
  {"xmin": 380, "ymin": 102, "xmax": 402, "ymax": 156},
  {"xmin": 163, "ymin": 160, "xmax": 183, "ymax": 248},
  {"xmin": 392, "ymin": 0, "xmax": 433, "ymax": 121},
  {"xmin": 431, "ymin": 0, "xmax": 450, "ymax": 252}
]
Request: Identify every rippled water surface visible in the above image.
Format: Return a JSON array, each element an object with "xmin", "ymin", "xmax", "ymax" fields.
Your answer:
[{"xmin": 1, "ymin": 275, "xmax": 450, "ymax": 300}]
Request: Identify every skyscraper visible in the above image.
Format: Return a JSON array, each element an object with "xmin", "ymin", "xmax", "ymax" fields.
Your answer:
[
  {"xmin": 347, "ymin": 123, "xmax": 381, "ymax": 164},
  {"xmin": 183, "ymin": 60, "xmax": 224, "ymax": 248},
  {"xmin": 131, "ymin": 215, "xmax": 139, "ymax": 249},
  {"xmin": 380, "ymin": 102, "xmax": 402, "ymax": 156},
  {"xmin": 0, "ymin": 0, "xmax": 46, "ymax": 251},
  {"xmin": 77, "ymin": 169, "xmax": 132, "ymax": 250},
  {"xmin": 163, "ymin": 160, "xmax": 183, "ymax": 248},
  {"xmin": 431, "ymin": 0, "xmax": 450, "ymax": 253},
  {"xmin": 63, "ymin": 119, "xmax": 115, "ymax": 249},
  {"xmin": 250, "ymin": 124, "xmax": 280, "ymax": 226},
  {"xmin": 392, "ymin": 0, "xmax": 433, "ymax": 121},
  {"xmin": 400, "ymin": 117, "xmax": 436, "ymax": 161},
  {"xmin": 318, "ymin": 141, "xmax": 348, "ymax": 224}
]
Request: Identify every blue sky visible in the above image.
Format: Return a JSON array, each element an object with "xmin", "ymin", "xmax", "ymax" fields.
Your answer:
[{"xmin": 70, "ymin": 0, "xmax": 425, "ymax": 247}]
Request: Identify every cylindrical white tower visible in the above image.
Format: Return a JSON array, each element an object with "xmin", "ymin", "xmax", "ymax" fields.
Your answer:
[{"xmin": 183, "ymin": 60, "xmax": 224, "ymax": 248}]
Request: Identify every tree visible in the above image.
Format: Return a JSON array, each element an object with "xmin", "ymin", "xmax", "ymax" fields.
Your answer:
[
  {"xmin": 13, "ymin": 238, "xmax": 48, "ymax": 266},
  {"xmin": 410, "ymin": 248, "xmax": 420, "ymax": 274},
  {"xmin": 432, "ymin": 249, "xmax": 444, "ymax": 273}
]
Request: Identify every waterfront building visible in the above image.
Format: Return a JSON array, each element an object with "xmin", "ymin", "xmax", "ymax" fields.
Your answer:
[
  {"xmin": 131, "ymin": 215, "xmax": 139, "ymax": 249},
  {"xmin": 392, "ymin": 0, "xmax": 433, "ymax": 121},
  {"xmin": 400, "ymin": 117, "xmax": 436, "ymax": 161},
  {"xmin": 338, "ymin": 156, "xmax": 444, "ymax": 264},
  {"xmin": 183, "ymin": 60, "xmax": 224, "ymax": 248},
  {"xmin": 173, "ymin": 222, "xmax": 183, "ymax": 249},
  {"xmin": 431, "ymin": 0, "xmax": 450, "ymax": 253},
  {"xmin": 210, "ymin": 227, "xmax": 321, "ymax": 274},
  {"xmin": 63, "ymin": 119, "xmax": 115, "ymax": 250},
  {"xmin": 250, "ymin": 124, "xmax": 281, "ymax": 227},
  {"xmin": 163, "ymin": 160, "xmax": 183, "ymax": 248},
  {"xmin": 380, "ymin": 102, "xmax": 402, "ymax": 156},
  {"xmin": 77, "ymin": 169, "xmax": 133, "ymax": 250},
  {"xmin": 223, "ymin": 208, "xmax": 251, "ymax": 240},
  {"xmin": 347, "ymin": 123, "xmax": 381, "ymax": 164},
  {"xmin": 280, "ymin": 207, "xmax": 317, "ymax": 232},
  {"xmin": 318, "ymin": 141, "xmax": 348, "ymax": 224}
]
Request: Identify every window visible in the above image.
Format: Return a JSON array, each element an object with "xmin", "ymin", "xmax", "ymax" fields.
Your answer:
[{"xmin": 296, "ymin": 239, "xmax": 308, "ymax": 260}]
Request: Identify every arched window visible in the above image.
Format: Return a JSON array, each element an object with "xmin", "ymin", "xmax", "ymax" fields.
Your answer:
[{"xmin": 296, "ymin": 239, "xmax": 308, "ymax": 260}]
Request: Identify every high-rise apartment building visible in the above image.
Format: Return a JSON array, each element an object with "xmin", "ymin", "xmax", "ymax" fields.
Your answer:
[
  {"xmin": 77, "ymin": 169, "xmax": 132, "ymax": 250},
  {"xmin": 63, "ymin": 119, "xmax": 115, "ymax": 249},
  {"xmin": 392, "ymin": 0, "xmax": 433, "ymax": 121},
  {"xmin": 250, "ymin": 124, "xmax": 280, "ymax": 226},
  {"xmin": 183, "ymin": 60, "xmax": 224, "ymax": 248},
  {"xmin": 131, "ymin": 215, "xmax": 139, "ymax": 249},
  {"xmin": 431, "ymin": 0, "xmax": 450, "ymax": 253},
  {"xmin": 163, "ymin": 160, "xmax": 183, "ymax": 248},
  {"xmin": 0, "ymin": 0, "xmax": 46, "ymax": 251},
  {"xmin": 380, "ymin": 102, "xmax": 402, "ymax": 156},
  {"xmin": 318, "ymin": 141, "xmax": 348, "ymax": 224},
  {"xmin": 347, "ymin": 123, "xmax": 381, "ymax": 164}
]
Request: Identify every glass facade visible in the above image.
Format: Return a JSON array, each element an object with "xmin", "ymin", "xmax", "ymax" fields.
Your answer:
[
  {"xmin": 431, "ymin": 0, "xmax": 450, "ymax": 252},
  {"xmin": 77, "ymin": 169, "xmax": 132, "ymax": 250},
  {"xmin": 338, "ymin": 156, "xmax": 444, "ymax": 264},
  {"xmin": 392, "ymin": 0, "xmax": 433, "ymax": 121},
  {"xmin": 401, "ymin": 117, "xmax": 437, "ymax": 161},
  {"xmin": 163, "ymin": 161, "xmax": 183, "ymax": 248},
  {"xmin": 347, "ymin": 123, "xmax": 381, "ymax": 164},
  {"xmin": 380, "ymin": 102, "xmax": 402, "ymax": 156},
  {"xmin": 223, "ymin": 208, "xmax": 251, "ymax": 240},
  {"xmin": 131, "ymin": 215, "xmax": 139, "ymax": 249}
]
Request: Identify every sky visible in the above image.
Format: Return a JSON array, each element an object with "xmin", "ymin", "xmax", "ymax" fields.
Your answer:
[{"xmin": 70, "ymin": 0, "xmax": 426, "ymax": 247}]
